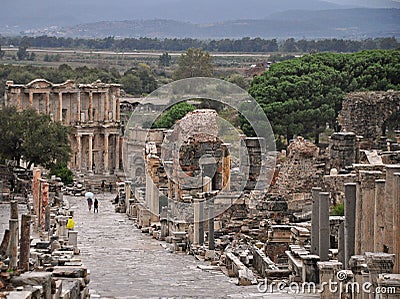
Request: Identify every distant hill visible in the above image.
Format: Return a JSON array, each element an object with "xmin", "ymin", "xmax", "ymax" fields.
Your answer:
[
  {"xmin": 0, "ymin": 0, "xmax": 346, "ymax": 29},
  {"xmin": 32, "ymin": 8, "xmax": 400, "ymax": 40}
]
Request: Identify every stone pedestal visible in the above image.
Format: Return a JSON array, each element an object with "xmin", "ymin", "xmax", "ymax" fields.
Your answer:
[
  {"xmin": 377, "ymin": 274, "xmax": 400, "ymax": 299},
  {"xmin": 302, "ymin": 255, "xmax": 320, "ymax": 283},
  {"xmin": 366, "ymin": 252, "xmax": 395, "ymax": 299},
  {"xmin": 344, "ymin": 183, "xmax": 357, "ymax": 269},
  {"xmin": 317, "ymin": 261, "xmax": 342, "ymax": 299},
  {"xmin": 349, "ymin": 255, "xmax": 367, "ymax": 299},
  {"xmin": 56, "ymin": 216, "xmax": 68, "ymax": 241},
  {"xmin": 68, "ymin": 231, "xmax": 78, "ymax": 246}
]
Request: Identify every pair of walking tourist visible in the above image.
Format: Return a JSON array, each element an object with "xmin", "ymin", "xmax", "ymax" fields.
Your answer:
[{"xmin": 87, "ymin": 197, "xmax": 99, "ymax": 213}]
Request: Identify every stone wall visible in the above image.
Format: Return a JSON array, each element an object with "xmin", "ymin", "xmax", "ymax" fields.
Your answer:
[{"xmin": 338, "ymin": 91, "xmax": 400, "ymax": 145}]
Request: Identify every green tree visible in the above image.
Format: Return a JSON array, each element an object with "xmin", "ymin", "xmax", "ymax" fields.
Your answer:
[
  {"xmin": 159, "ymin": 52, "xmax": 171, "ymax": 67},
  {"xmin": 0, "ymin": 45, "xmax": 5, "ymax": 59},
  {"xmin": 49, "ymin": 162, "xmax": 74, "ymax": 185},
  {"xmin": 16, "ymin": 45, "xmax": 29, "ymax": 60},
  {"xmin": 0, "ymin": 107, "xmax": 72, "ymax": 169},
  {"xmin": 248, "ymin": 50, "xmax": 400, "ymax": 147},
  {"xmin": 173, "ymin": 48, "xmax": 214, "ymax": 80},
  {"xmin": 153, "ymin": 102, "xmax": 196, "ymax": 128}
]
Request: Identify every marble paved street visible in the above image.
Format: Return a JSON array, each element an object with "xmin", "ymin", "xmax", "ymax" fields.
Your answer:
[{"xmin": 18, "ymin": 195, "xmax": 318, "ymax": 298}]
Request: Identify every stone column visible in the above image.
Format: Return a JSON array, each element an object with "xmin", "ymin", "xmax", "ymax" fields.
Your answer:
[
  {"xmin": 319, "ymin": 192, "xmax": 330, "ymax": 262},
  {"xmin": 384, "ymin": 165, "xmax": 400, "ymax": 254},
  {"xmin": 311, "ymin": 187, "xmax": 322, "ymax": 255},
  {"xmin": 112, "ymin": 95, "xmax": 116, "ymax": 121},
  {"xmin": 116, "ymin": 89, "xmax": 120, "ymax": 121},
  {"xmin": 10, "ymin": 200, "xmax": 18, "ymax": 220},
  {"xmin": 45, "ymin": 92, "xmax": 50, "ymax": 114},
  {"xmin": 8, "ymin": 219, "xmax": 18, "ymax": 269},
  {"xmin": 222, "ymin": 144, "xmax": 231, "ymax": 191},
  {"xmin": 44, "ymin": 206, "xmax": 50, "ymax": 232},
  {"xmin": 77, "ymin": 91, "xmax": 81, "ymax": 122},
  {"xmin": 374, "ymin": 179, "xmax": 386, "ymax": 253},
  {"xmin": 76, "ymin": 135, "xmax": 81, "ymax": 172},
  {"xmin": 150, "ymin": 179, "xmax": 160, "ymax": 218},
  {"xmin": 29, "ymin": 91, "xmax": 33, "ymax": 107},
  {"xmin": 194, "ymin": 198, "xmax": 203, "ymax": 244},
  {"xmin": 89, "ymin": 91, "xmax": 93, "ymax": 121},
  {"xmin": 394, "ymin": 173, "xmax": 400, "ymax": 274},
  {"xmin": 199, "ymin": 199, "xmax": 204, "ymax": 245},
  {"xmin": 344, "ymin": 183, "xmax": 357, "ymax": 269},
  {"xmin": 366, "ymin": 252, "xmax": 396, "ymax": 298},
  {"xmin": 357, "ymin": 171, "xmax": 382, "ymax": 254},
  {"xmin": 19, "ymin": 214, "xmax": 31, "ymax": 271},
  {"xmin": 88, "ymin": 134, "xmax": 93, "ymax": 172},
  {"xmin": 58, "ymin": 92, "xmax": 63, "ymax": 122},
  {"xmin": 208, "ymin": 198, "xmax": 215, "ymax": 250},
  {"xmin": 104, "ymin": 132, "xmax": 109, "ymax": 174},
  {"xmin": 115, "ymin": 135, "xmax": 120, "ymax": 171},
  {"xmin": 104, "ymin": 91, "xmax": 109, "ymax": 121},
  {"xmin": 338, "ymin": 221, "xmax": 345, "ymax": 267}
]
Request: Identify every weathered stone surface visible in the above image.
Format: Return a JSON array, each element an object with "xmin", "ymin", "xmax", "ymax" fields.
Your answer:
[
  {"xmin": 10, "ymin": 272, "xmax": 52, "ymax": 299},
  {"xmin": 52, "ymin": 266, "xmax": 88, "ymax": 278}
]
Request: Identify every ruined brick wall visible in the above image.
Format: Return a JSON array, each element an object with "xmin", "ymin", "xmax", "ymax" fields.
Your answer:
[
  {"xmin": 338, "ymin": 91, "xmax": 400, "ymax": 143},
  {"xmin": 269, "ymin": 137, "xmax": 323, "ymax": 207}
]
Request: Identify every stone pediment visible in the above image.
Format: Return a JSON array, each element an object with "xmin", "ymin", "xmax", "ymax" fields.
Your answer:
[
  {"xmin": 26, "ymin": 79, "xmax": 53, "ymax": 89},
  {"xmin": 57, "ymin": 80, "xmax": 77, "ymax": 89}
]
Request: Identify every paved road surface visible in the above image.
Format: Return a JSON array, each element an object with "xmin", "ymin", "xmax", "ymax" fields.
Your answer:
[{"xmin": 68, "ymin": 194, "xmax": 319, "ymax": 299}]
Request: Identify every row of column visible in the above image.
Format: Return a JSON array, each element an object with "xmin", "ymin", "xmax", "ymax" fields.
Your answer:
[
  {"xmin": 17, "ymin": 90, "xmax": 119, "ymax": 123},
  {"xmin": 342, "ymin": 165, "xmax": 400, "ymax": 273},
  {"xmin": 75, "ymin": 132, "xmax": 120, "ymax": 173}
]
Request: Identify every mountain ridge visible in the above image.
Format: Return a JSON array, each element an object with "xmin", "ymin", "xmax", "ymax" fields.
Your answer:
[{"xmin": 21, "ymin": 8, "xmax": 400, "ymax": 40}]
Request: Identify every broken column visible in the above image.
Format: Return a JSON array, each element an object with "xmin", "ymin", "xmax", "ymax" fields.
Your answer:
[
  {"xmin": 193, "ymin": 198, "xmax": 202, "ymax": 244},
  {"xmin": 311, "ymin": 187, "xmax": 322, "ymax": 255},
  {"xmin": 394, "ymin": 173, "xmax": 400, "ymax": 274},
  {"xmin": 8, "ymin": 219, "xmax": 18, "ymax": 269},
  {"xmin": 349, "ymin": 255, "xmax": 367, "ymax": 299},
  {"xmin": 356, "ymin": 171, "xmax": 382, "ymax": 254},
  {"xmin": 374, "ymin": 179, "xmax": 386, "ymax": 253},
  {"xmin": 384, "ymin": 165, "xmax": 400, "ymax": 254},
  {"xmin": 19, "ymin": 214, "xmax": 31, "ymax": 271},
  {"xmin": 344, "ymin": 183, "xmax": 357, "ymax": 269},
  {"xmin": 329, "ymin": 132, "xmax": 358, "ymax": 170},
  {"xmin": 319, "ymin": 192, "xmax": 330, "ymax": 262},
  {"xmin": 222, "ymin": 143, "xmax": 231, "ymax": 191}
]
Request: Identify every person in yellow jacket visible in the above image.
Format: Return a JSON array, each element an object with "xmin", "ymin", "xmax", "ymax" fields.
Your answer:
[{"xmin": 66, "ymin": 215, "xmax": 75, "ymax": 231}]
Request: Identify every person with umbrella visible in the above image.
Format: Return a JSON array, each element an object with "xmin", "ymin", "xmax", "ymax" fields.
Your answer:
[{"xmin": 85, "ymin": 192, "xmax": 94, "ymax": 211}]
